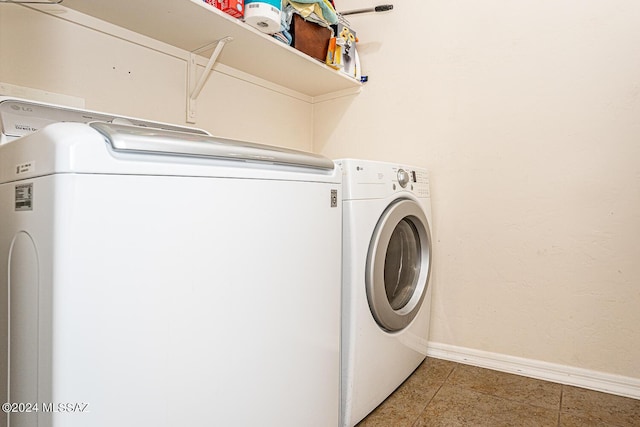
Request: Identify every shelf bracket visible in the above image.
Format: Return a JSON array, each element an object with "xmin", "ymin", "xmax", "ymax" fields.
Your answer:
[{"xmin": 187, "ymin": 36, "xmax": 233, "ymax": 124}]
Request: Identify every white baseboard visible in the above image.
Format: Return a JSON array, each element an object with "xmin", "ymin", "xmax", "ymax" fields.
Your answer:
[{"xmin": 427, "ymin": 341, "xmax": 640, "ymax": 400}]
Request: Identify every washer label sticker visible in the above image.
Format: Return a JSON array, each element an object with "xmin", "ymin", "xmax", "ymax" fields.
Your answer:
[
  {"xmin": 331, "ymin": 189, "xmax": 338, "ymax": 208},
  {"xmin": 16, "ymin": 161, "xmax": 34, "ymax": 175},
  {"xmin": 15, "ymin": 183, "xmax": 33, "ymax": 211}
]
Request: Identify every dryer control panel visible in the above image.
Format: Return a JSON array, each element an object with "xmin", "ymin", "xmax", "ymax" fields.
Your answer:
[
  {"xmin": 391, "ymin": 165, "xmax": 429, "ymax": 198},
  {"xmin": 337, "ymin": 159, "xmax": 430, "ymax": 201}
]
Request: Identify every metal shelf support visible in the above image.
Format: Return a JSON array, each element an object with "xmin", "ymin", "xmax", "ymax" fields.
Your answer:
[{"xmin": 187, "ymin": 36, "xmax": 233, "ymax": 123}]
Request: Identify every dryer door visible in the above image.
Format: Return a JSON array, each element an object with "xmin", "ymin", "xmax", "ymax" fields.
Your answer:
[{"xmin": 365, "ymin": 199, "xmax": 432, "ymax": 332}]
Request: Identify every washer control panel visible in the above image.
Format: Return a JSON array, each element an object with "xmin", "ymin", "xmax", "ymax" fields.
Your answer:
[{"xmin": 0, "ymin": 97, "xmax": 209, "ymax": 144}]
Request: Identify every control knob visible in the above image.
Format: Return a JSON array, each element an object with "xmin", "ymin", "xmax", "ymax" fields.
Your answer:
[{"xmin": 397, "ymin": 169, "xmax": 409, "ymax": 188}]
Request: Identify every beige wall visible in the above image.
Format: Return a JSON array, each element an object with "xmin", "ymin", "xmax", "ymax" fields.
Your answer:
[
  {"xmin": 0, "ymin": 4, "xmax": 313, "ymax": 150},
  {"xmin": 316, "ymin": 0, "xmax": 640, "ymax": 378},
  {"xmin": 2, "ymin": 0, "xmax": 639, "ymax": 382}
]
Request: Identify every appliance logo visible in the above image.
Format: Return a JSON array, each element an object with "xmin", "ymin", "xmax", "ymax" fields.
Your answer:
[{"xmin": 11, "ymin": 104, "xmax": 33, "ymax": 113}]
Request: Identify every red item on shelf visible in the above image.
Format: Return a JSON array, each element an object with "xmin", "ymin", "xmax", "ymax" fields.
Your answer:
[{"xmin": 220, "ymin": 0, "xmax": 244, "ymax": 18}]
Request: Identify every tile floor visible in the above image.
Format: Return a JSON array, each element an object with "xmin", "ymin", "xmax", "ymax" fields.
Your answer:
[{"xmin": 357, "ymin": 358, "xmax": 640, "ymax": 427}]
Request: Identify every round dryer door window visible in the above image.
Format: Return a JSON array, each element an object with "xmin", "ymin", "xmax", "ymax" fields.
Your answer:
[{"xmin": 366, "ymin": 199, "xmax": 432, "ymax": 332}]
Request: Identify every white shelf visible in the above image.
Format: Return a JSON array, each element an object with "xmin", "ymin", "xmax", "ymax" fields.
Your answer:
[{"xmin": 60, "ymin": 0, "xmax": 361, "ymax": 98}]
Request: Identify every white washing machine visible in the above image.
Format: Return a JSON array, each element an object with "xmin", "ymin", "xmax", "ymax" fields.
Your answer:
[
  {"xmin": 337, "ymin": 159, "xmax": 433, "ymax": 427},
  {"xmin": 0, "ymin": 98, "xmax": 343, "ymax": 427}
]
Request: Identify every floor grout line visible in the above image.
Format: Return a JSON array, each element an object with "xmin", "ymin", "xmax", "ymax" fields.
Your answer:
[
  {"xmin": 440, "ymin": 365, "xmax": 564, "ymax": 413},
  {"xmin": 557, "ymin": 385, "xmax": 564, "ymax": 427},
  {"xmin": 410, "ymin": 361, "xmax": 459, "ymax": 427}
]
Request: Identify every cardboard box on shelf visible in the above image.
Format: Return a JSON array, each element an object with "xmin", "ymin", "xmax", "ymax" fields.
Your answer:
[
  {"xmin": 223, "ymin": 0, "xmax": 245, "ymax": 18},
  {"xmin": 213, "ymin": 0, "xmax": 244, "ymax": 18},
  {"xmin": 292, "ymin": 14, "xmax": 332, "ymax": 62},
  {"xmin": 204, "ymin": 0, "xmax": 221, "ymax": 8}
]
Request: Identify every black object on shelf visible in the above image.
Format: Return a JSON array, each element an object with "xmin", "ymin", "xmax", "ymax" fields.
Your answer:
[{"xmin": 340, "ymin": 4, "xmax": 393, "ymax": 16}]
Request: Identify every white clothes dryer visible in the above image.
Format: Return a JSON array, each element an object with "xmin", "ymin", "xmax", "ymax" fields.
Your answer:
[{"xmin": 337, "ymin": 159, "xmax": 433, "ymax": 427}]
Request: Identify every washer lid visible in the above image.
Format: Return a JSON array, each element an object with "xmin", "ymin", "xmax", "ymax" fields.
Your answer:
[
  {"xmin": 91, "ymin": 122, "xmax": 335, "ymax": 171},
  {"xmin": 366, "ymin": 198, "xmax": 432, "ymax": 332}
]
